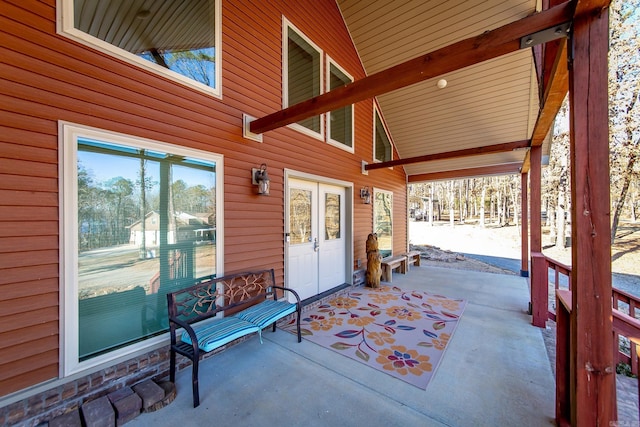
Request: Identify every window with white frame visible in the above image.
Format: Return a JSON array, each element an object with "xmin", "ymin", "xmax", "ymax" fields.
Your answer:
[
  {"xmin": 58, "ymin": 0, "xmax": 221, "ymax": 97},
  {"xmin": 283, "ymin": 19, "xmax": 323, "ymax": 138},
  {"xmin": 326, "ymin": 57, "xmax": 354, "ymax": 151},
  {"xmin": 373, "ymin": 188, "xmax": 393, "ymax": 258},
  {"xmin": 60, "ymin": 123, "xmax": 223, "ymax": 374},
  {"xmin": 374, "ymin": 108, "xmax": 392, "ymax": 162}
]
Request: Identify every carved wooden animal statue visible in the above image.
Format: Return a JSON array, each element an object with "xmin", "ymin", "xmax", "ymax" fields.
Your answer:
[{"xmin": 365, "ymin": 233, "xmax": 382, "ymax": 288}]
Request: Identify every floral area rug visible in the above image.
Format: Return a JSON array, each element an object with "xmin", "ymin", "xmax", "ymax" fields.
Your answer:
[{"xmin": 281, "ymin": 285, "xmax": 467, "ymax": 389}]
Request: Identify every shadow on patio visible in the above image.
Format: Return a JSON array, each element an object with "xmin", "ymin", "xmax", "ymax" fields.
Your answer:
[{"xmin": 132, "ymin": 265, "xmax": 559, "ymax": 426}]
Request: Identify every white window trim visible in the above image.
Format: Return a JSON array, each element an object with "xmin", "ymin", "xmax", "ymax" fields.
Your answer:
[
  {"xmin": 58, "ymin": 121, "xmax": 224, "ymax": 376},
  {"xmin": 373, "ymin": 104, "xmax": 394, "ymax": 165},
  {"xmin": 373, "ymin": 187, "xmax": 393, "ymax": 256},
  {"xmin": 326, "ymin": 56, "xmax": 354, "ymax": 153},
  {"xmin": 56, "ymin": 0, "xmax": 222, "ymax": 99},
  {"xmin": 282, "ymin": 17, "xmax": 324, "ymax": 141}
]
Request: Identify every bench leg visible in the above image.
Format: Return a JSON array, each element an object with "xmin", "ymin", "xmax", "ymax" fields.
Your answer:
[
  {"xmin": 296, "ymin": 305, "xmax": 302, "ymax": 343},
  {"xmin": 400, "ymin": 259, "xmax": 407, "ymax": 274},
  {"xmin": 192, "ymin": 357, "xmax": 200, "ymax": 408},
  {"xmin": 169, "ymin": 348, "xmax": 176, "ymax": 383},
  {"xmin": 381, "ymin": 265, "xmax": 392, "ymax": 282}
]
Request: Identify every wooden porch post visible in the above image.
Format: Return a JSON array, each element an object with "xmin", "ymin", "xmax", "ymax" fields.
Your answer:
[
  {"xmin": 529, "ymin": 146, "xmax": 542, "ymax": 254},
  {"xmin": 520, "ymin": 171, "xmax": 529, "ymax": 277},
  {"xmin": 568, "ymin": 5, "xmax": 616, "ymax": 425},
  {"xmin": 529, "ymin": 145, "xmax": 546, "ymax": 327}
]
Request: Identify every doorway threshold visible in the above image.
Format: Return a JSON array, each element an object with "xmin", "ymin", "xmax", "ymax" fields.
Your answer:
[{"xmin": 301, "ymin": 283, "xmax": 352, "ymax": 308}]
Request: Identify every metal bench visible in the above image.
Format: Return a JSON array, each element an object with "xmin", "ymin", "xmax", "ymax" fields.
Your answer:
[
  {"xmin": 166, "ymin": 268, "xmax": 301, "ymax": 407},
  {"xmin": 381, "ymin": 255, "xmax": 408, "ymax": 282}
]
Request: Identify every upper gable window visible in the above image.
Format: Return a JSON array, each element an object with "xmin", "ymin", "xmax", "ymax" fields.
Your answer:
[
  {"xmin": 326, "ymin": 57, "xmax": 354, "ymax": 152},
  {"xmin": 374, "ymin": 108, "xmax": 392, "ymax": 162},
  {"xmin": 58, "ymin": 0, "xmax": 221, "ymax": 98},
  {"xmin": 283, "ymin": 19, "xmax": 323, "ymax": 139}
]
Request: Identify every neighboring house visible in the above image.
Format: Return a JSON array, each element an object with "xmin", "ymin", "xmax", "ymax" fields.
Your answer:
[
  {"xmin": 127, "ymin": 211, "xmax": 214, "ymax": 247},
  {"xmin": 0, "ymin": 0, "xmax": 617, "ymax": 424}
]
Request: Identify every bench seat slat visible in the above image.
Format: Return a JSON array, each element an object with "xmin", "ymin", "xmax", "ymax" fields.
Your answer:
[
  {"xmin": 181, "ymin": 316, "xmax": 260, "ymax": 352},
  {"xmin": 234, "ymin": 299, "xmax": 297, "ymax": 329}
]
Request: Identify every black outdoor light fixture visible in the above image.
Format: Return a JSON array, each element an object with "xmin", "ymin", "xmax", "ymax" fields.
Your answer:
[
  {"xmin": 360, "ymin": 186, "xmax": 371, "ymax": 204},
  {"xmin": 252, "ymin": 163, "xmax": 270, "ymax": 195}
]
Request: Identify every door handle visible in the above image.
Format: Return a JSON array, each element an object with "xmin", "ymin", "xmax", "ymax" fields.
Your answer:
[{"xmin": 313, "ymin": 237, "xmax": 319, "ymax": 252}]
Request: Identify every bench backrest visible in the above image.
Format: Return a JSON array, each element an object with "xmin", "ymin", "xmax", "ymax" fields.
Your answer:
[{"xmin": 166, "ymin": 268, "xmax": 277, "ymax": 326}]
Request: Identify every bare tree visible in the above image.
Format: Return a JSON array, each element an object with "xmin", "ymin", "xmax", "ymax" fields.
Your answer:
[{"xmin": 609, "ymin": 0, "xmax": 640, "ymax": 242}]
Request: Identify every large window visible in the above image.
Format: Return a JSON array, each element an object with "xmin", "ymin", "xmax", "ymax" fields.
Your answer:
[
  {"xmin": 327, "ymin": 58, "xmax": 354, "ymax": 151},
  {"xmin": 58, "ymin": 0, "xmax": 221, "ymax": 97},
  {"xmin": 374, "ymin": 108, "xmax": 392, "ymax": 162},
  {"xmin": 284, "ymin": 19, "xmax": 323, "ymax": 139},
  {"xmin": 61, "ymin": 123, "xmax": 223, "ymax": 374},
  {"xmin": 373, "ymin": 189, "xmax": 393, "ymax": 258}
]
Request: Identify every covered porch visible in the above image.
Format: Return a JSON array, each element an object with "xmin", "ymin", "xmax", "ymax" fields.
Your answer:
[{"xmin": 134, "ymin": 266, "xmax": 555, "ymax": 426}]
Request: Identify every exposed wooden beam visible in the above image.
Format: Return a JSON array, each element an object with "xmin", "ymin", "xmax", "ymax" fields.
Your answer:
[
  {"xmin": 250, "ymin": 2, "xmax": 573, "ymax": 134},
  {"xmin": 407, "ymin": 163, "xmax": 522, "ymax": 183},
  {"xmin": 531, "ymin": 39, "xmax": 569, "ymax": 147},
  {"xmin": 366, "ymin": 140, "xmax": 530, "ymax": 171},
  {"xmin": 521, "ymin": 38, "xmax": 568, "ymax": 174}
]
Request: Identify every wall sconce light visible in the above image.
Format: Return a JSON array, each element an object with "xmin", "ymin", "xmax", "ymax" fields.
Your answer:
[
  {"xmin": 360, "ymin": 187, "xmax": 371, "ymax": 204},
  {"xmin": 252, "ymin": 163, "xmax": 270, "ymax": 195}
]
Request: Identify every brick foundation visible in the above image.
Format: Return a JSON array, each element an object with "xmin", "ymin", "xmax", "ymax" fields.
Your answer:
[{"xmin": 1, "ymin": 346, "xmax": 173, "ymax": 427}]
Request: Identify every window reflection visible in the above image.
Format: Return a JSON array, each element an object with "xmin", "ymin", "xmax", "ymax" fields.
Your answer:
[
  {"xmin": 77, "ymin": 139, "xmax": 216, "ymax": 359},
  {"xmin": 374, "ymin": 190, "xmax": 392, "ymax": 257},
  {"xmin": 325, "ymin": 193, "xmax": 341, "ymax": 240},
  {"xmin": 290, "ymin": 189, "xmax": 312, "ymax": 244},
  {"xmin": 73, "ymin": 0, "xmax": 217, "ymax": 88}
]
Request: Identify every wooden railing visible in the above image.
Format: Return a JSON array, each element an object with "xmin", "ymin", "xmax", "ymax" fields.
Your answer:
[{"xmin": 533, "ymin": 253, "xmax": 640, "ymax": 423}]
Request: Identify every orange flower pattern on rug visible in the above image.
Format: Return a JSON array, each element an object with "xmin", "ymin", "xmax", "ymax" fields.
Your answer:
[{"xmin": 282, "ymin": 285, "xmax": 467, "ymax": 389}]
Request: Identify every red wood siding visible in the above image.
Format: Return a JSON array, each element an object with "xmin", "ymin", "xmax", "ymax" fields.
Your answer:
[{"xmin": 0, "ymin": 0, "xmax": 407, "ymax": 397}]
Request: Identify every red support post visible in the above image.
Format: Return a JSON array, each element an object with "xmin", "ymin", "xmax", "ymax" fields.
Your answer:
[
  {"xmin": 556, "ymin": 290, "xmax": 572, "ymax": 426},
  {"xmin": 531, "ymin": 252, "xmax": 548, "ymax": 328},
  {"xmin": 568, "ymin": 5, "xmax": 616, "ymax": 425},
  {"xmin": 529, "ymin": 146, "xmax": 542, "ymax": 254},
  {"xmin": 520, "ymin": 172, "xmax": 529, "ymax": 277},
  {"xmin": 529, "ymin": 145, "xmax": 543, "ymax": 324}
]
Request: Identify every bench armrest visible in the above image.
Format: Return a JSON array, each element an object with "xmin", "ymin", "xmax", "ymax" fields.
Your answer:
[
  {"xmin": 272, "ymin": 285, "xmax": 301, "ymax": 305},
  {"xmin": 168, "ymin": 316, "xmax": 200, "ymax": 351}
]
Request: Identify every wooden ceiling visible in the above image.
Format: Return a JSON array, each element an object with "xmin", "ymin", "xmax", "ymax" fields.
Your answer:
[{"xmin": 336, "ymin": 0, "xmax": 547, "ymax": 181}]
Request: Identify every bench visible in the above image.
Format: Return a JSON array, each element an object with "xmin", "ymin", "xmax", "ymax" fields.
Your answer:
[
  {"xmin": 381, "ymin": 255, "xmax": 408, "ymax": 282},
  {"xmin": 405, "ymin": 250, "xmax": 421, "ymax": 269},
  {"xmin": 166, "ymin": 268, "xmax": 301, "ymax": 407}
]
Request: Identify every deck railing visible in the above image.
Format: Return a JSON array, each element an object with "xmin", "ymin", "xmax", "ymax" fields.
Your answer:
[{"xmin": 532, "ymin": 252, "xmax": 640, "ymax": 423}]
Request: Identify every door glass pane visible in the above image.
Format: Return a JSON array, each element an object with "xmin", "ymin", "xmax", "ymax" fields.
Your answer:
[
  {"xmin": 374, "ymin": 190, "xmax": 392, "ymax": 257},
  {"xmin": 324, "ymin": 193, "xmax": 341, "ymax": 240},
  {"xmin": 290, "ymin": 188, "xmax": 312, "ymax": 244}
]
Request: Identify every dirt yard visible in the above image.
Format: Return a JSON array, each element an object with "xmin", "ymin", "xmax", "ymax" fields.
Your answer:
[{"xmin": 409, "ymin": 219, "xmax": 640, "ymax": 293}]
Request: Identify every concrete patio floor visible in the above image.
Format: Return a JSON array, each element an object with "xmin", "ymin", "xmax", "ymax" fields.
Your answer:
[{"xmin": 131, "ymin": 266, "xmax": 556, "ymax": 426}]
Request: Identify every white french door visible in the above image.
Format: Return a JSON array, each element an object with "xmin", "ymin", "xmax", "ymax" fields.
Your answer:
[{"xmin": 287, "ymin": 178, "xmax": 346, "ymax": 301}]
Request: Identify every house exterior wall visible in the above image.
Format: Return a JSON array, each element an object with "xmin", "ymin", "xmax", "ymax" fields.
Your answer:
[{"xmin": 0, "ymin": 0, "xmax": 407, "ymax": 423}]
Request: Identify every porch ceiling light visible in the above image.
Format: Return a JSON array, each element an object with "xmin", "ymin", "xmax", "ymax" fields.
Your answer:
[
  {"xmin": 436, "ymin": 79, "xmax": 447, "ymax": 89},
  {"xmin": 252, "ymin": 163, "xmax": 270, "ymax": 195}
]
